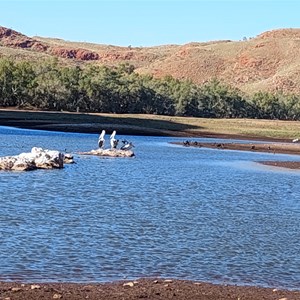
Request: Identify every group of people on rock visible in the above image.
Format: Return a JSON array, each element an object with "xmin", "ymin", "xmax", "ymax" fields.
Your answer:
[{"xmin": 98, "ymin": 130, "xmax": 134, "ymax": 151}]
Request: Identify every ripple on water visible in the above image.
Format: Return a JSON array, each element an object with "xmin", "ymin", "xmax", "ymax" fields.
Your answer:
[{"xmin": 0, "ymin": 128, "xmax": 299, "ymax": 289}]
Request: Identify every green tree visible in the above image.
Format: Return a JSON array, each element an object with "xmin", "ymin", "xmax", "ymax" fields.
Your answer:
[{"xmin": 0, "ymin": 58, "xmax": 15, "ymax": 106}]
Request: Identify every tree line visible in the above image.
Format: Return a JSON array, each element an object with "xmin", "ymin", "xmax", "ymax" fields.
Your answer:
[{"xmin": 0, "ymin": 57, "xmax": 300, "ymax": 120}]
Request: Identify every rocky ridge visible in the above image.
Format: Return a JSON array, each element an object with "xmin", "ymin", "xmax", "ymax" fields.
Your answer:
[
  {"xmin": 0, "ymin": 26, "xmax": 98, "ymax": 61},
  {"xmin": 2, "ymin": 26, "xmax": 300, "ymax": 93}
]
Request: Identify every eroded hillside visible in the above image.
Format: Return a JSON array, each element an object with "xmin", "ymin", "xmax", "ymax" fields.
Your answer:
[{"xmin": 1, "ymin": 26, "xmax": 300, "ymax": 94}]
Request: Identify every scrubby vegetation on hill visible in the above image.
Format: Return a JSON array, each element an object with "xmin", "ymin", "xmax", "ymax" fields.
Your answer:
[
  {"xmin": 2, "ymin": 26, "xmax": 300, "ymax": 95},
  {"xmin": 1, "ymin": 57, "xmax": 300, "ymax": 120}
]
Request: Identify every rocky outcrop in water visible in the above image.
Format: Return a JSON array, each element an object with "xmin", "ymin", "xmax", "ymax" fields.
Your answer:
[
  {"xmin": 79, "ymin": 149, "xmax": 135, "ymax": 158},
  {"xmin": 0, "ymin": 147, "xmax": 73, "ymax": 171}
]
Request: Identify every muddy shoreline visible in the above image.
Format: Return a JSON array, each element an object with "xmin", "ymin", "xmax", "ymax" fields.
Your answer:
[
  {"xmin": 0, "ymin": 279, "xmax": 299, "ymax": 300},
  {"xmin": 175, "ymin": 140, "xmax": 300, "ymax": 155},
  {"xmin": 175, "ymin": 141, "xmax": 300, "ymax": 169}
]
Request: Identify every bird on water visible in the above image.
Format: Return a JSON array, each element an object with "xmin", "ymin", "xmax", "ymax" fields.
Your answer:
[{"xmin": 121, "ymin": 140, "xmax": 134, "ymax": 151}]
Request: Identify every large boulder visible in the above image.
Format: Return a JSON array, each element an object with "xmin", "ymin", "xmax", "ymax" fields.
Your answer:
[{"xmin": 0, "ymin": 147, "xmax": 66, "ymax": 171}]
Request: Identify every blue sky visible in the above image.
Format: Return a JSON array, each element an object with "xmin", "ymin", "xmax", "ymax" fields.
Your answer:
[{"xmin": 0, "ymin": 0, "xmax": 299, "ymax": 47}]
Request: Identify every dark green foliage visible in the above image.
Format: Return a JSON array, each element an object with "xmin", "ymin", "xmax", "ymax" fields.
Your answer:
[
  {"xmin": 0, "ymin": 58, "xmax": 16, "ymax": 106},
  {"xmin": 250, "ymin": 91, "xmax": 300, "ymax": 120},
  {"xmin": 0, "ymin": 57, "xmax": 300, "ymax": 120},
  {"xmin": 199, "ymin": 79, "xmax": 251, "ymax": 118}
]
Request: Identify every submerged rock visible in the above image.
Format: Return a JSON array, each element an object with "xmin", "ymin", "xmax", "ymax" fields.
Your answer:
[
  {"xmin": 79, "ymin": 148, "xmax": 135, "ymax": 158},
  {"xmin": 63, "ymin": 153, "xmax": 75, "ymax": 164},
  {"xmin": 0, "ymin": 147, "xmax": 66, "ymax": 171}
]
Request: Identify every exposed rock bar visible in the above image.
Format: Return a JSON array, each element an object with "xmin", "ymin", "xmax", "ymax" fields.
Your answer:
[{"xmin": 78, "ymin": 148, "xmax": 135, "ymax": 157}]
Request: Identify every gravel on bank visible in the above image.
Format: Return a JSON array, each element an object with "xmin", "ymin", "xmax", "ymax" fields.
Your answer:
[{"xmin": 0, "ymin": 279, "xmax": 299, "ymax": 300}]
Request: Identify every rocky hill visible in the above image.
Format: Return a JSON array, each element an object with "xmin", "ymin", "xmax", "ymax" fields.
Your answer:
[{"xmin": 1, "ymin": 26, "xmax": 300, "ymax": 94}]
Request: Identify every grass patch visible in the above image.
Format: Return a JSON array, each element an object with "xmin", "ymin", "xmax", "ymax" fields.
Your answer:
[{"xmin": 1, "ymin": 109, "xmax": 300, "ymax": 140}]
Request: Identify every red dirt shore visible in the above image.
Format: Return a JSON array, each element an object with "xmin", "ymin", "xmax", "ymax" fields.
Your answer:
[{"xmin": 0, "ymin": 279, "xmax": 299, "ymax": 300}]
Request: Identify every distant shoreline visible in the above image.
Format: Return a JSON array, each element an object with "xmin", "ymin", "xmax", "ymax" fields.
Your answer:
[
  {"xmin": 173, "ymin": 140, "xmax": 300, "ymax": 170},
  {"xmin": 0, "ymin": 108, "xmax": 295, "ymax": 142},
  {"xmin": 173, "ymin": 140, "xmax": 300, "ymax": 155}
]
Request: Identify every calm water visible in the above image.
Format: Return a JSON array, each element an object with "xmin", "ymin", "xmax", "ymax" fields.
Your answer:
[{"xmin": 0, "ymin": 126, "xmax": 299, "ymax": 290}]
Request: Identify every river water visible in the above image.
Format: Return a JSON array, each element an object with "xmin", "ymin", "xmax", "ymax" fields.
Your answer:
[{"xmin": 0, "ymin": 126, "xmax": 299, "ymax": 289}]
